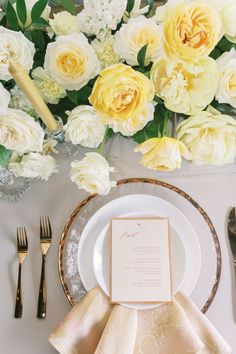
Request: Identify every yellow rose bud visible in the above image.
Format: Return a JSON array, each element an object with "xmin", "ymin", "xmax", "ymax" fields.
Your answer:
[
  {"xmin": 163, "ymin": 1, "xmax": 223, "ymax": 62},
  {"xmin": 89, "ymin": 63, "xmax": 155, "ymax": 124},
  {"xmin": 134, "ymin": 137, "xmax": 192, "ymax": 171}
]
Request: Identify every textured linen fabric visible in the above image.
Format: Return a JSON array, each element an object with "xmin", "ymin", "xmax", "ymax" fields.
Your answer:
[{"xmin": 49, "ymin": 288, "xmax": 231, "ymax": 354}]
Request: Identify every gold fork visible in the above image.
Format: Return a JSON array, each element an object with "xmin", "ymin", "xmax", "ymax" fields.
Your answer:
[
  {"xmin": 37, "ymin": 216, "xmax": 52, "ymax": 319},
  {"xmin": 15, "ymin": 227, "xmax": 28, "ymax": 318}
]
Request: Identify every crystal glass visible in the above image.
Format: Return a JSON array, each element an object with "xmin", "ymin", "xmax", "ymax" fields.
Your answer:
[
  {"xmin": 45, "ymin": 116, "xmax": 78, "ymax": 158},
  {"xmin": 0, "ymin": 168, "xmax": 31, "ymax": 202}
]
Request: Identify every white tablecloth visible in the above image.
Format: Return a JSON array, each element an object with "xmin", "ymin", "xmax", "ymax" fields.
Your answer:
[{"xmin": 1, "ymin": 136, "xmax": 236, "ymax": 353}]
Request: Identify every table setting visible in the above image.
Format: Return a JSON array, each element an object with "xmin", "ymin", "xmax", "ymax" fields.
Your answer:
[{"xmin": 0, "ymin": 0, "xmax": 236, "ymax": 353}]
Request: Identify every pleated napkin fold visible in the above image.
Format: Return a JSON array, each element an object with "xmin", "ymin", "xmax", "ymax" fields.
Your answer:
[{"xmin": 49, "ymin": 288, "xmax": 231, "ymax": 354}]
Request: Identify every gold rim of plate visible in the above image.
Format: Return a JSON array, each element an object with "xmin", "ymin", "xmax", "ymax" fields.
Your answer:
[{"xmin": 58, "ymin": 177, "xmax": 222, "ymax": 314}]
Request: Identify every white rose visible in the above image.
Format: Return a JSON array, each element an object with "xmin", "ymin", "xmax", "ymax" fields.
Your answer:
[
  {"xmin": 221, "ymin": 1, "xmax": 236, "ymax": 42},
  {"xmin": 109, "ymin": 102, "xmax": 155, "ymax": 136},
  {"xmin": 44, "ymin": 33, "xmax": 100, "ymax": 91},
  {"xmin": 14, "ymin": 0, "xmax": 50, "ymax": 28},
  {"xmin": 70, "ymin": 152, "xmax": 116, "ymax": 195},
  {"xmin": 9, "ymin": 153, "xmax": 58, "ymax": 181},
  {"xmin": 177, "ymin": 110, "xmax": 236, "ymax": 166},
  {"xmin": 200, "ymin": 0, "xmax": 236, "ymax": 42},
  {"xmin": 0, "ymin": 109, "xmax": 44, "ymax": 154},
  {"xmin": 49, "ymin": 11, "xmax": 80, "ymax": 36},
  {"xmin": 64, "ymin": 105, "xmax": 106, "ymax": 148},
  {"xmin": 0, "ymin": 27, "xmax": 35, "ymax": 81},
  {"xmin": 114, "ymin": 16, "xmax": 162, "ymax": 66},
  {"xmin": 0, "ymin": 83, "xmax": 10, "ymax": 114},
  {"xmin": 32, "ymin": 67, "xmax": 66, "ymax": 104},
  {"xmin": 216, "ymin": 48, "xmax": 236, "ymax": 108}
]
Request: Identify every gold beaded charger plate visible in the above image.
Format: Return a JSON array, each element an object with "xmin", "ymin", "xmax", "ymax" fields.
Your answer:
[{"xmin": 59, "ymin": 178, "xmax": 221, "ymax": 313}]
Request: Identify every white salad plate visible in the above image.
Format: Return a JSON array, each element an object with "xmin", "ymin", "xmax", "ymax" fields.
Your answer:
[{"xmin": 77, "ymin": 194, "xmax": 201, "ymax": 310}]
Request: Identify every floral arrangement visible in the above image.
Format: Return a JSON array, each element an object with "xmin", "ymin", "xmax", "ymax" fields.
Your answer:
[{"xmin": 0, "ymin": 0, "xmax": 236, "ymax": 196}]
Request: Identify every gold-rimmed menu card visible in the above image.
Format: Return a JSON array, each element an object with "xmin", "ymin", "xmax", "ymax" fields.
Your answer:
[{"xmin": 110, "ymin": 218, "xmax": 172, "ymax": 304}]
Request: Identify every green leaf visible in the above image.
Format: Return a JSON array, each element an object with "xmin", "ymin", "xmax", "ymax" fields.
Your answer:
[
  {"xmin": 146, "ymin": 0, "xmax": 154, "ymax": 15},
  {"xmin": 49, "ymin": 97, "xmax": 75, "ymax": 123},
  {"xmin": 54, "ymin": 0, "xmax": 76, "ymax": 15},
  {"xmin": 6, "ymin": 1, "xmax": 18, "ymax": 30},
  {"xmin": 210, "ymin": 47, "xmax": 222, "ymax": 60},
  {"xmin": 0, "ymin": 145, "xmax": 12, "ymax": 168},
  {"xmin": 67, "ymin": 90, "xmax": 78, "ymax": 104},
  {"xmin": 154, "ymin": 96, "xmax": 164, "ymax": 104},
  {"xmin": 77, "ymin": 86, "xmax": 93, "ymax": 105},
  {"xmin": 126, "ymin": 0, "xmax": 135, "ymax": 13},
  {"xmin": 211, "ymin": 99, "xmax": 235, "ymax": 114},
  {"xmin": 217, "ymin": 36, "xmax": 236, "ymax": 52},
  {"xmin": 31, "ymin": 17, "xmax": 49, "ymax": 28},
  {"xmin": 133, "ymin": 105, "xmax": 171, "ymax": 143},
  {"xmin": 31, "ymin": 0, "xmax": 48, "ymax": 22},
  {"xmin": 24, "ymin": 30, "xmax": 32, "ymax": 41},
  {"xmin": 31, "ymin": 30, "xmax": 46, "ymax": 50},
  {"xmin": 137, "ymin": 44, "xmax": 148, "ymax": 68},
  {"xmin": 16, "ymin": 0, "xmax": 27, "ymax": 26}
]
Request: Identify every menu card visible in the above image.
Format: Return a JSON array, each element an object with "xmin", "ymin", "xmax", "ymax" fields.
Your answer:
[{"xmin": 110, "ymin": 218, "xmax": 172, "ymax": 304}]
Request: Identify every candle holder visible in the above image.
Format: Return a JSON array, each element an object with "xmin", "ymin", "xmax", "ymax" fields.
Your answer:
[
  {"xmin": 0, "ymin": 168, "xmax": 31, "ymax": 202},
  {"xmin": 45, "ymin": 116, "xmax": 78, "ymax": 158}
]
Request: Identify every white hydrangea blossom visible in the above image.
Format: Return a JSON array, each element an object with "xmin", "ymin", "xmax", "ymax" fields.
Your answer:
[
  {"xmin": 91, "ymin": 33, "xmax": 120, "ymax": 68},
  {"xmin": 9, "ymin": 86, "xmax": 35, "ymax": 116},
  {"xmin": 77, "ymin": 0, "xmax": 127, "ymax": 36},
  {"xmin": 0, "ymin": 83, "xmax": 10, "ymax": 114}
]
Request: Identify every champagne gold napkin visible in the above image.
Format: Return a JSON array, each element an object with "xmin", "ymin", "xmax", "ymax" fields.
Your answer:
[
  {"xmin": 49, "ymin": 288, "xmax": 111, "ymax": 354},
  {"xmin": 49, "ymin": 288, "xmax": 231, "ymax": 354}
]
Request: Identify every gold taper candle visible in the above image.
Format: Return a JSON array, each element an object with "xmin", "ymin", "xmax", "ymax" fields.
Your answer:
[{"xmin": 8, "ymin": 61, "xmax": 59, "ymax": 132}]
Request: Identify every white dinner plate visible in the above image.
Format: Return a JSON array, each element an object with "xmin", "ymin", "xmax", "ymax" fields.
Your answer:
[{"xmin": 77, "ymin": 194, "xmax": 201, "ymax": 310}]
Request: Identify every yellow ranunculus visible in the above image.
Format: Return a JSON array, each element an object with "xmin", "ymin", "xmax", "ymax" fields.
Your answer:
[
  {"xmin": 150, "ymin": 56, "xmax": 218, "ymax": 115},
  {"xmin": 89, "ymin": 63, "xmax": 155, "ymax": 124},
  {"xmin": 177, "ymin": 109, "xmax": 236, "ymax": 166},
  {"xmin": 134, "ymin": 137, "xmax": 192, "ymax": 171},
  {"xmin": 163, "ymin": 1, "xmax": 223, "ymax": 62}
]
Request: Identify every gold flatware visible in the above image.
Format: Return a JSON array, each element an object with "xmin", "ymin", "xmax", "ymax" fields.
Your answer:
[
  {"xmin": 37, "ymin": 216, "xmax": 52, "ymax": 319},
  {"xmin": 15, "ymin": 227, "xmax": 28, "ymax": 318},
  {"xmin": 228, "ymin": 207, "xmax": 236, "ymax": 265}
]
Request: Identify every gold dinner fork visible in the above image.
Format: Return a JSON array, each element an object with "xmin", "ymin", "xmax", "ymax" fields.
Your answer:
[
  {"xmin": 37, "ymin": 216, "xmax": 52, "ymax": 319},
  {"xmin": 15, "ymin": 227, "xmax": 28, "ymax": 318}
]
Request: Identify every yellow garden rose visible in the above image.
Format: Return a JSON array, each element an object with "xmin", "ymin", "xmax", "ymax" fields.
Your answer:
[
  {"xmin": 163, "ymin": 1, "xmax": 223, "ymax": 62},
  {"xmin": 89, "ymin": 63, "xmax": 155, "ymax": 124},
  {"xmin": 150, "ymin": 56, "xmax": 218, "ymax": 115},
  {"xmin": 134, "ymin": 137, "xmax": 192, "ymax": 171}
]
